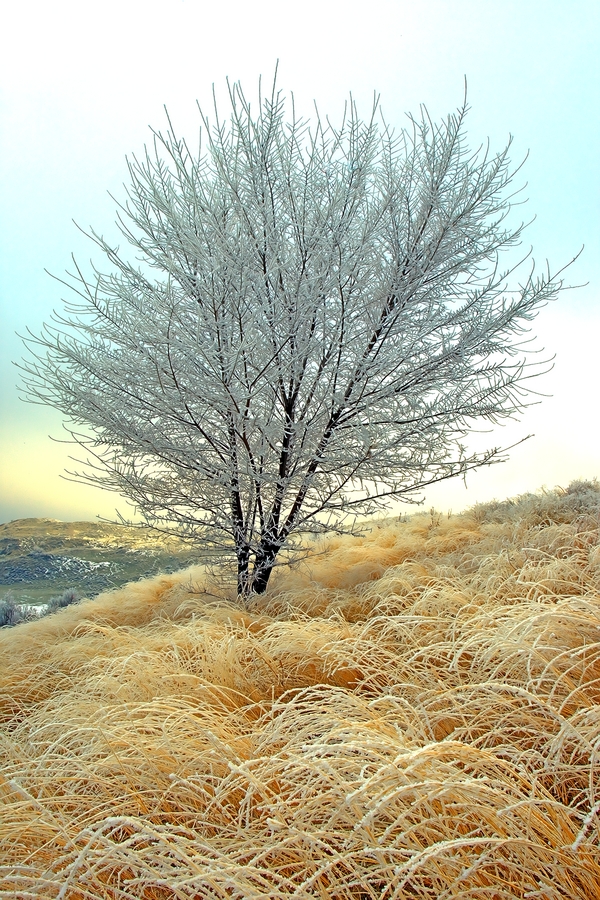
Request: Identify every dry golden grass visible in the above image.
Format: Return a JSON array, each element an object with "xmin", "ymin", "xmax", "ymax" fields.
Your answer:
[{"xmin": 1, "ymin": 483, "xmax": 599, "ymax": 898}]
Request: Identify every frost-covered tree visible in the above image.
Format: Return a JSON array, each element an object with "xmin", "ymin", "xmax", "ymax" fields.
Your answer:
[{"xmin": 20, "ymin": 79, "xmax": 569, "ymax": 596}]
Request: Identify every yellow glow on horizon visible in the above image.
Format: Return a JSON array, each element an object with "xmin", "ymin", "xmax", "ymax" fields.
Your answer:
[{"xmin": 0, "ymin": 427, "xmax": 135, "ymax": 523}]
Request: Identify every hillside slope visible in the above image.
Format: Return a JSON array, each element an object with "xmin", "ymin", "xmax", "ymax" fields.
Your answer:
[
  {"xmin": 1, "ymin": 482, "xmax": 599, "ymax": 898},
  {"xmin": 0, "ymin": 518, "xmax": 201, "ymax": 605}
]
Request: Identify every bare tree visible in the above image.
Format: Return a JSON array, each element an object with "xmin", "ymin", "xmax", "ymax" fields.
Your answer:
[{"xmin": 20, "ymin": 78, "xmax": 569, "ymax": 596}]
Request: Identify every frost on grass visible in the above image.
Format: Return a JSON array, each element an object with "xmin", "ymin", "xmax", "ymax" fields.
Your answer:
[{"xmin": 0, "ymin": 483, "xmax": 599, "ymax": 898}]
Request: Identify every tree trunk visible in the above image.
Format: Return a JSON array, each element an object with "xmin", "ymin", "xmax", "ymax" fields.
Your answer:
[
  {"xmin": 250, "ymin": 538, "xmax": 280, "ymax": 595},
  {"xmin": 236, "ymin": 544, "xmax": 251, "ymax": 597},
  {"xmin": 250, "ymin": 561, "xmax": 274, "ymax": 595}
]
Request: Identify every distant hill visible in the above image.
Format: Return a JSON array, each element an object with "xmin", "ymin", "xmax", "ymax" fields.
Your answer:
[{"xmin": 0, "ymin": 517, "xmax": 204, "ymax": 605}]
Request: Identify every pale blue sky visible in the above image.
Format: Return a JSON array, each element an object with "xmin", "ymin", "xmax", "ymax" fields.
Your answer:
[{"xmin": 1, "ymin": 0, "xmax": 598, "ymax": 522}]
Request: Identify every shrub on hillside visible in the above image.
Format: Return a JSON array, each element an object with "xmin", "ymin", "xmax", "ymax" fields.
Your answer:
[
  {"xmin": 0, "ymin": 593, "xmax": 23, "ymax": 627},
  {"xmin": 45, "ymin": 588, "xmax": 81, "ymax": 614},
  {"xmin": 0, "ymin": 593, "xmax": 40, "ymax": 627}
]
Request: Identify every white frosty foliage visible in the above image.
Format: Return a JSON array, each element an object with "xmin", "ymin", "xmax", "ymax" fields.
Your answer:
[{"xmin": 20, "ymin": 78, "xmax": 568, "ymax": 594}]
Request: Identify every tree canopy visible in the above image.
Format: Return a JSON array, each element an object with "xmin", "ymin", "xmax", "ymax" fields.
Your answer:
[{"xmin": 20, "ymin": 78, "xmax": 568, "ymax": 595}]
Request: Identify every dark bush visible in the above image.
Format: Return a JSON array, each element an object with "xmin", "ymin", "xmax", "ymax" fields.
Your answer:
[
  {"xmin": 46, "ymin": 589, "xmax": 82, "ymax": 614},
  {"xmin": 0, "ymin": 594, "xmax": 23, "ymax": 627}
]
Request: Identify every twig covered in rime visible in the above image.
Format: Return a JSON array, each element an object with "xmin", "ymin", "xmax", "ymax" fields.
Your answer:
[{"xmin": 19, "ymin": 76, "xmax": 572, "ymax": 596}]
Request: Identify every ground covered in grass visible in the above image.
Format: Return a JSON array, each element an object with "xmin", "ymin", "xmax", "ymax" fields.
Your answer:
[{"xmin": 1, "ymin": 482, "xmax": 599, "ymax": 898}]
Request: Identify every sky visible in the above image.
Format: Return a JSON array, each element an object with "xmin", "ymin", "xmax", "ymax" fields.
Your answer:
[{"xmin": 0, "ymin": 0, "xmax": 598, "ymax": 524}]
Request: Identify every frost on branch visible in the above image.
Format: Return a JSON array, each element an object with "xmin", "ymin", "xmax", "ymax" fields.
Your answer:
[{"xmin": 20, "ymin": 77, "xmax": 570, "ymax": 596}]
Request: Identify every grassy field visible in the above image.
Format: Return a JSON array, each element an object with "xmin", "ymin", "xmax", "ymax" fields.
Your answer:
[{"xmin": 1, "ymin": 482, "xmax": 599, "ymax": 898}]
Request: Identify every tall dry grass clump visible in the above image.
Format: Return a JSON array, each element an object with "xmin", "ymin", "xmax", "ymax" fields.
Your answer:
[{"xmin": 1, "ymin": 482, "xmax": 599, "ymax": 898}]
